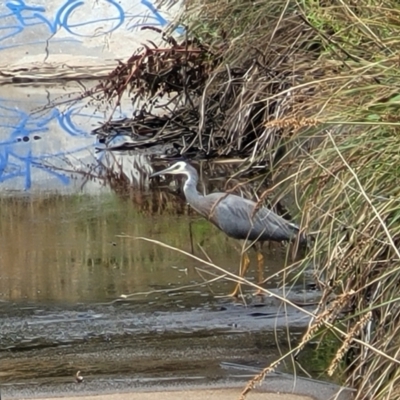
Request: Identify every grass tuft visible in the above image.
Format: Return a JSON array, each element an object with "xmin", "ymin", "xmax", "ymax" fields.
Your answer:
[{"xmin": 162, "ymin": 0, "xmax": 400, "ymax": 398}]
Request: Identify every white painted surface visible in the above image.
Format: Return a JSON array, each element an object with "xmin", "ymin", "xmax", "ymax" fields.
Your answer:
[
  {"xmin": 0, "ymin": 0, "xmax": 182, "ymax": 69},
  {"xmin": 0, "ymin": 1, "xmax": 182, "ymax": 193},
  {"xmin": 0, "ymin": 83, "xmax": 156, "ymax": 194}
]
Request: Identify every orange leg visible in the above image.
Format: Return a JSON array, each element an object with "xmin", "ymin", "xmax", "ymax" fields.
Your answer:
[
  {"xmin": 257, "ymin": 251, "xmax": 265, "ymax": 284},
  {"xmin": 229, "ymin": 251, "xmax": 250, "ymax": 297},
  {"xmin": 254, "ymin": 251, "xmax": 265, "ymax": 296}
]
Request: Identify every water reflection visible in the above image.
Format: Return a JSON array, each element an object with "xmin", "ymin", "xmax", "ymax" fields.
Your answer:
[
  {"xmin": 0, "ymin": 194, "xmax": 293, "ymax": 304},
  {"xmin": 0, "ymin": 83, "xmax": 302, "ymax": 306},
  {"xmin": 0, "ymin": 84, "xmax": 270, "ymax": 196},
  {"xmin": 0, "ymin": 84, "xmax": 95, "ymax": 192},
  {"xmin": 0, "ymin": 84, "xmax": 319, "ymax": 394}
]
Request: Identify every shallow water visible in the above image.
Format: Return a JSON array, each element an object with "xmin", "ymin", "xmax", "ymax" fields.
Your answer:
[
  {"xmin": 0, "ymin": 194, "xmax": 295, "ymax": 305},
  {"xmin": 0, "ymin": 83, "xmax": 323, "ymax": 394}
]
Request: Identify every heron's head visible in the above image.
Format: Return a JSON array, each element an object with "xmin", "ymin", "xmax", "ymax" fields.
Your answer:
[{"xmin": 149, "ymin": 161, "xmax": 189, "ymax": 178}]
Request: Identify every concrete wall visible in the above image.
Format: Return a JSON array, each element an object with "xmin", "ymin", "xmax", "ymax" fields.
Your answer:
[
  {"xmin": 0, "ymin": 0, "xmax": 182, "ymax": 70},
  {"xmin": 0, "ymin": 1, "xmax": 183, "ymax": 193}
]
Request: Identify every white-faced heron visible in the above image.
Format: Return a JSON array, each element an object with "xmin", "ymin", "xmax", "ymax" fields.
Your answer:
[{"xmin": 150, "ymin": 161, "xmax": 306, "ymax": 296}]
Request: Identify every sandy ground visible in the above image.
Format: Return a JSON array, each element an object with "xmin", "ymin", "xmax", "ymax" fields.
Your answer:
[
  {"xmin": 4, "ymin": 375, "xmax": 354, "ymax": 400},
  {"xmin": 27, "ymin": 389, "xmax": 313, "ymax": 400}
]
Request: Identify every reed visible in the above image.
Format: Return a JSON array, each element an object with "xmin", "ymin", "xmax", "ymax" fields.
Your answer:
[
  {"xmin": 78, "ymin": 0, "xmax": 400, "ymax": 397},
  {"xmin": 170, "ymin": 0, "xmax": 400, "ymax": 399}
]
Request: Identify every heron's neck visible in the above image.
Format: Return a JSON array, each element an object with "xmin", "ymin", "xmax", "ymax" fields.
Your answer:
[{"xmin": 183, "ymin": 167, "xmax": 203, "ymax": 204}]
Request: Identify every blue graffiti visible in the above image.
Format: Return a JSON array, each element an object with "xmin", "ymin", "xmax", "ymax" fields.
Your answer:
[
  {"xmin": 0, "ymin": 0, "xmax": 184, "ymax": 50},
  {"xmin": 141, "ymin": 0, "xmax": 173, "ymax": 30},
  {"xmin": 0, "ymin": 0, "xmax": 125, "ymax": 47},
  {"xmin": 0, "ymin": 101, "xmax": 96, "ymax": 190}
]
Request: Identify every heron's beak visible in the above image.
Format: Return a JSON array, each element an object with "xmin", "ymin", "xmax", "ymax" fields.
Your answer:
[{"xmin": 149, "ymin": 166, "xmax": 174, "ymax": 178}]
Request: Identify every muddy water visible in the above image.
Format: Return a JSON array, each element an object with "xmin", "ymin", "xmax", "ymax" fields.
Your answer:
[
  {"xmin": 0, "ymin": 194, "xmax": 292, "ymax": 305},
  {"xmin": 0, "ymin": 193, "xmax": 318, "ymax": 395},
  {"xmin": 0, "ymin": 83, "xmax": 325, "ymax": 397}
]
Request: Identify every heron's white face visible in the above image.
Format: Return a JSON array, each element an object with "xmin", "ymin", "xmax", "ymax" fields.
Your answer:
[
  {"xmin": 164, "ymin": 161, "xmax": 188, "ymax": 174},
  {"xmin": 150, "ymin": 161, "xmax": 188, "ymax": 178}
]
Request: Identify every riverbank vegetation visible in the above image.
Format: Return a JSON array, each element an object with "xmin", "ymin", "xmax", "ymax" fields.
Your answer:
[
  {"xmin": 167, "ymin": 0, "xmax": 400, "ymax": 399},
  {"xmin": 87, "ymin": 0, "xmax": 400, "ymax": 398}
]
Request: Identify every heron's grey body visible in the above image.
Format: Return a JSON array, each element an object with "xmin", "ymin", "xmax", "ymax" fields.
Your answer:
[{"xmin": 150, "ymin": 162, "xmax": 304, "ymax": 244}]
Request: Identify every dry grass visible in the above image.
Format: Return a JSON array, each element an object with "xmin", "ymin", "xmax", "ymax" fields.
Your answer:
[
  {"xmin": 59, "ymin": 0, "xmax": 400, "ymax": 397},
  {"xmin": 80, "ymin": 8, "xmax": 324, "ymax": 168},
  {"xmin": 287, "ymin": 128, "xmax": 400, "ymax": 399},
  {"xmin": 156, "ymin": 0, "xmax": 400, "ymax": 399}
]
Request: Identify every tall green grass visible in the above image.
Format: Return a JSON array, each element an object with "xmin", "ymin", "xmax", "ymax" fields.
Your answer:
[{"xmin": 163, "ymin": 0, "xmax": 400, "ymax": 398}]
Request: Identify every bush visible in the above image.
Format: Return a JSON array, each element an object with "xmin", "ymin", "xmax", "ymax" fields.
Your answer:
[{"xmin": 166, "ymin": 0, "xmax": 400, "ymax": 398}]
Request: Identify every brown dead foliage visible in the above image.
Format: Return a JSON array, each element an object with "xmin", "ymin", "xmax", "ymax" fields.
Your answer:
[{"xmin": 89, "ymin": 17, "xmax": 327, "ymax": 168}]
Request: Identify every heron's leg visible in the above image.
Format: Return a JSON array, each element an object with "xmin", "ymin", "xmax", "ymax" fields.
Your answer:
[
  {"xmin": 249, "ymin": 243, "xmax": 265, "ymax": 296},
  {"xmin": 252, "ymin": 250, "xmax": 266, "ymax": 296},
  {"xmin": 256, "ymin": 251, "xmax": 265, "ymax": 284},
  {"xmin": 229, "ymin": 251, "xmax": 251, "ymax": 297}
]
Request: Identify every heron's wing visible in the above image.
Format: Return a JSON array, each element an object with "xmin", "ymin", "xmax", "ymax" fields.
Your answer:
[{"xmin": 200, "ymin": 193, "xmax": 299, "ymax": 242}]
